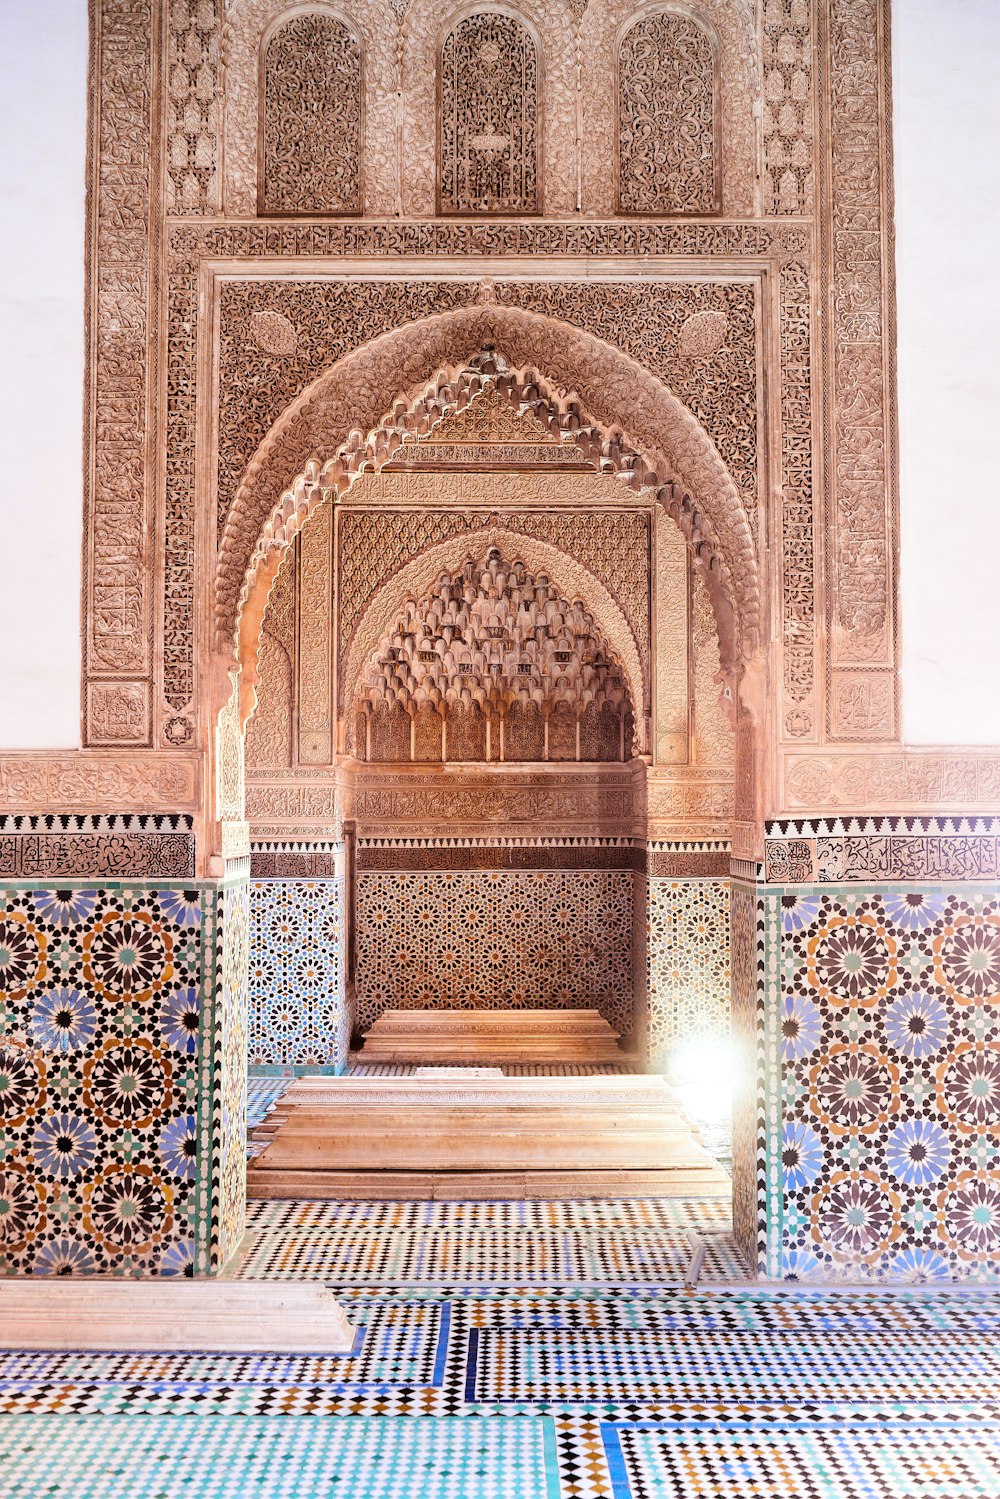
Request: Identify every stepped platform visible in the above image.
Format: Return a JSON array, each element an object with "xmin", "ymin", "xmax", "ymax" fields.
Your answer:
[
  {"xmin": 357, "ymin": 1007, "xmax": 627, "ymax": 1065},
  {"xmin": 0, "ymin": 1281, "xmax": 354, "ymax": 1353},
  {"xmin": 247, "ymin": 1072, "xmax": 730, "ymax": 1200}
]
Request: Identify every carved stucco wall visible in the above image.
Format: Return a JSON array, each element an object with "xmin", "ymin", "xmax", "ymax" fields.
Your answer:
[
  {"xmin": 581, "ymin": 0, "xmax": 757, "ymax": 217},
  {"xmin": 246, "ymin": 456, "xmax": 732, "ymax": 788},
  {"xmin": 222, "ymin": 0, "xmax": 399, "ymax": 216},
  {"xmin": 79, "ymin": 0, "xmax": 907, "ymax": 784},
  {"xmin": 13, "ymin": 0, "xmax": 985, "ymax": 1288},
  {"xmin": 259, "ymin": 10, "xmax": 364, "ymax": 215}
]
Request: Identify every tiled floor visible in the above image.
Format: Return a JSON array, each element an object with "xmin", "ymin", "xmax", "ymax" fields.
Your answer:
[
  {"xmin": 7, "ymin": 1080, "xmax": 999, "ymax": 1497},
  {"xmin": 4, "ymin": 1189, "xmax": 1000, "ymax": 1496}
]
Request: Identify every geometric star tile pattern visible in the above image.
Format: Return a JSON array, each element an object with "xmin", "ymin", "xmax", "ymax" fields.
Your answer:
[
  {"xmin": 771, "ymin": 885, "xmax": 1000, "ymax": 1281},
  {"xmin": 646, "ymin": 877, "xmax": 731, "ymax": 1058},
  {"xmin": 0, "ymin": 884, "xmax": 207, "ymax": 1276},
  {"xmin": 248, "ymin": 879, "xmax": 349, "ymax": 1071},
  {"xmin": 355, "ymin": 871, "xmax": 635, "ymax": 1036}
]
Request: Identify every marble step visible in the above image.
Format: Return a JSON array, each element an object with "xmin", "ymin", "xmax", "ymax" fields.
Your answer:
[
  {"xmin": 359, "ymin": 1007, "xmax": 625, "ymax": 1064},
  {"xmin": 247, "ymin": 1167, "xmax": 732, "ymax": 1201},
  {"xmin": 0, "ymin": 1282, "xmax": 355, "ymax": 1353}
]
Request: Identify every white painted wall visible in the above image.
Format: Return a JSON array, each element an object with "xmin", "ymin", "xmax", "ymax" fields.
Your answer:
[
  {"xmin": 0, "ymin": 0, "xmax": 87, "ymax": 748},
  {"xmin": 0, "ymin": 1, "xmax": 997, "ymax": 748},
  {"xmin": 894, "ymin": 0, "xmax": 1000, "ymax": 744}
]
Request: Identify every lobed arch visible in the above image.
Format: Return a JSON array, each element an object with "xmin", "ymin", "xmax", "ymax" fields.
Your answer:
[
  {"xmin": 341, "ymin": 526, "xmax": 648, "ymax": 754},
  {"xmin": 217, "ymin": 304, "xmax": 760, "ymax": 724}
]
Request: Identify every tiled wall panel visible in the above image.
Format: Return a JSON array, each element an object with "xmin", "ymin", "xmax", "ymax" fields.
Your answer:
[
  {"xmin": 0, "ymin": 884, "xmax": 223, "ymax": 1275},
  {"xmin": 248, "ymin": 879, "xmax": 348, "ymax": 1072},
  {"xmin": 354, "ymin": 870, "xmax": 634, "ymax": 1036},
  {"xmin": 764, "ymin": 884, "xmax": 1000, "ymax": 1281},
  {"xmin": 646, "ymin": 877, "xmax": 731, "ymax": 1060}
]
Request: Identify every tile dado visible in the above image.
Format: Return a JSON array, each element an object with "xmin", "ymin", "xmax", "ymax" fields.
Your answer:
[
  {"xmin": 355, "ymin": 870, "xmax": 634, "ymax": 1036},
  {"xmin": 0, "ymin": 881, "xmax": 246, "ymax": 1276},
  {"xmin": 646, "ymin": 878, "xmax": 730, "ymax": 1057},
  {"xmin": 760, "ymin": 884, "xmax": 1000, "ymax": 1281},
  {"xmin": 248, "ymin": 879, "xmax": 349, "ymax": 1072}
]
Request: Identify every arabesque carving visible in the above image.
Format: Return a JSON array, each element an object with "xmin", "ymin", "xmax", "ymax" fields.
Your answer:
[
  {"xmin": 653, "ymin": 512, "xmax": 688, "ymax": 764},
  {"xmin": 260, "ymin": 10, "xmax": 363, "ymax": 214},
  {"xmin": 167, "ymin": 0, "xmax": 222, "ymax": 213},
  {"xmin": 617, "ymin": 10, "xmax": 719, "ymax": 215},
  {"xmin": 245, "ymin": 547, "xmax": 294, "ymax": 770},
  {"xmin": 401, "ymin": 0, "xmax": 577, "ymax": 216},
  {"xmin": 823, "ymin": 0, "xmax": 897, "ymax": 736},
  {"xmin": 213, "ymin": 278, "xmax": 757, "ymax": 534},
  {"xmin": 84, "ymin": 0, "xmax": 154, "ymax": 743},
  {"xmin": 761, "ymin": 0, "xmax": 813, "ymax": 213},
  {"xmin": 218, "ymin": 315, "xmax": 758, "ymax": 684},
  {"xmin": 580, "ymin": 0, "xmax": 758, "ymax": 216},
  {"xmin": 222, "ymin": 0, "xmax": 398, "ymax": 216},
  {"xmin": 439, "ymin": 11, "xmax": 539, "ymax": 214}
]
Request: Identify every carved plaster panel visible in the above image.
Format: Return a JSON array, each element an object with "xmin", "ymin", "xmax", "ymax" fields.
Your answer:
[
  {"xmin": 691, "ymin": 565, "xmax": 734, "ymax": 768},
  {"xmin": 782, "ymin": 753, "xmax": 1000, "ymax": 813},
  {"xmin": 84, "ymin": 0, "xmax": 155, "ymax": 744},
  {"xmin": 761, "ymin": 0, "xmax": 814, "ymax": 214},
  {"xmin": 356, "ymin": 546, "xmax": 632, "ymax": 761},
  {"xmin": 215, "ymin": 294, "xmax": 760, "ymax": 692},
  {"xmin": 297, "ymin": 497, "xmax": 334, "ymax": 763},
  {"xmin": 260, "ymin": 10, "xmax": 363, "ymax": 215},
  {"xmin": 439, "ymin": 10, "xmax": 539, "ymax": 214},
  {"xmin": 245, "ymin": 550, "xmax": 295, "ymax": 770},
  {"xmin": 0, "ymin": 756, "xmax": 200, "ymax": 813},
  {"xmin": 214, "ymin": 277, "xmax": 757, "ymax": 535},
  {"xmin": 617, "ymin": 9, "xmax": 719, "ymax": 215},
  {"xmin": 160, "ymin": 218, "xmax": 797, "ymax": 742},
  {"xmin": 341, "ymin": 525, "xmax": 646, "ymax": 748},
  {"xmin": 822, "ymin": 0, "xmax": 898, "ymax": 733},
  {"xmin": 653, "ymin": 510, "xmax": 689, "ymax": 764},
  {"xmin": 580, "ymin": 0, "xmax": 758, "ymax": 216},
  {"xmin": 167, "ymin": 0, "xmax": 223, "ymax": 213},
  {"xmin": 401, "ymin": 0, "xmax": 578, "ymax": 216},
  {"xmin": 222, "ymin": 0, "xmax": 399, "ymax": 216}
]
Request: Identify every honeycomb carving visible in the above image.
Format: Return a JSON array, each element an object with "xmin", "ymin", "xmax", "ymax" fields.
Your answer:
[{"xmin": 355, "ymin": 547, "xmax": 633, "ymax": 762}]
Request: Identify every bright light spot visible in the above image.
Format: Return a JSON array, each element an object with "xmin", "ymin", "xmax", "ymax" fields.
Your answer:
[{"xmin": 665, "ymin": 1035, "xmax": 738, "ymax": 1130}]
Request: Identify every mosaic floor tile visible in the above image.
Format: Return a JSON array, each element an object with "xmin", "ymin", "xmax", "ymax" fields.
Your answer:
[
  {"xmin": 602, "ymin": 1423, "xmax": 1000, "ymax": 1499},
  {"xmin": 247, "ymin": 1075, "xmax": 290, "ymax": 1130},
  {"xmin": 0, "ymin": 1414, "xmax": 559, "ymax": 1498},
  {"xmin": 3, "ymin": 1196, "xmax": 1000, "ymax": 1496}
]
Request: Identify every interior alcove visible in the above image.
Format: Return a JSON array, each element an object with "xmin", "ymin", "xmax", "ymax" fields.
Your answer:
[{"xmin": 241, "ymin": 375, "xmax": 736, "ymax": 1167}]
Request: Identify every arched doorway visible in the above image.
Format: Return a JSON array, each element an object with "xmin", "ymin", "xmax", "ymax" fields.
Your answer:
[{"xmin": 213, "ymin": 325, "xmax": 762, "ymax": 1250}]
